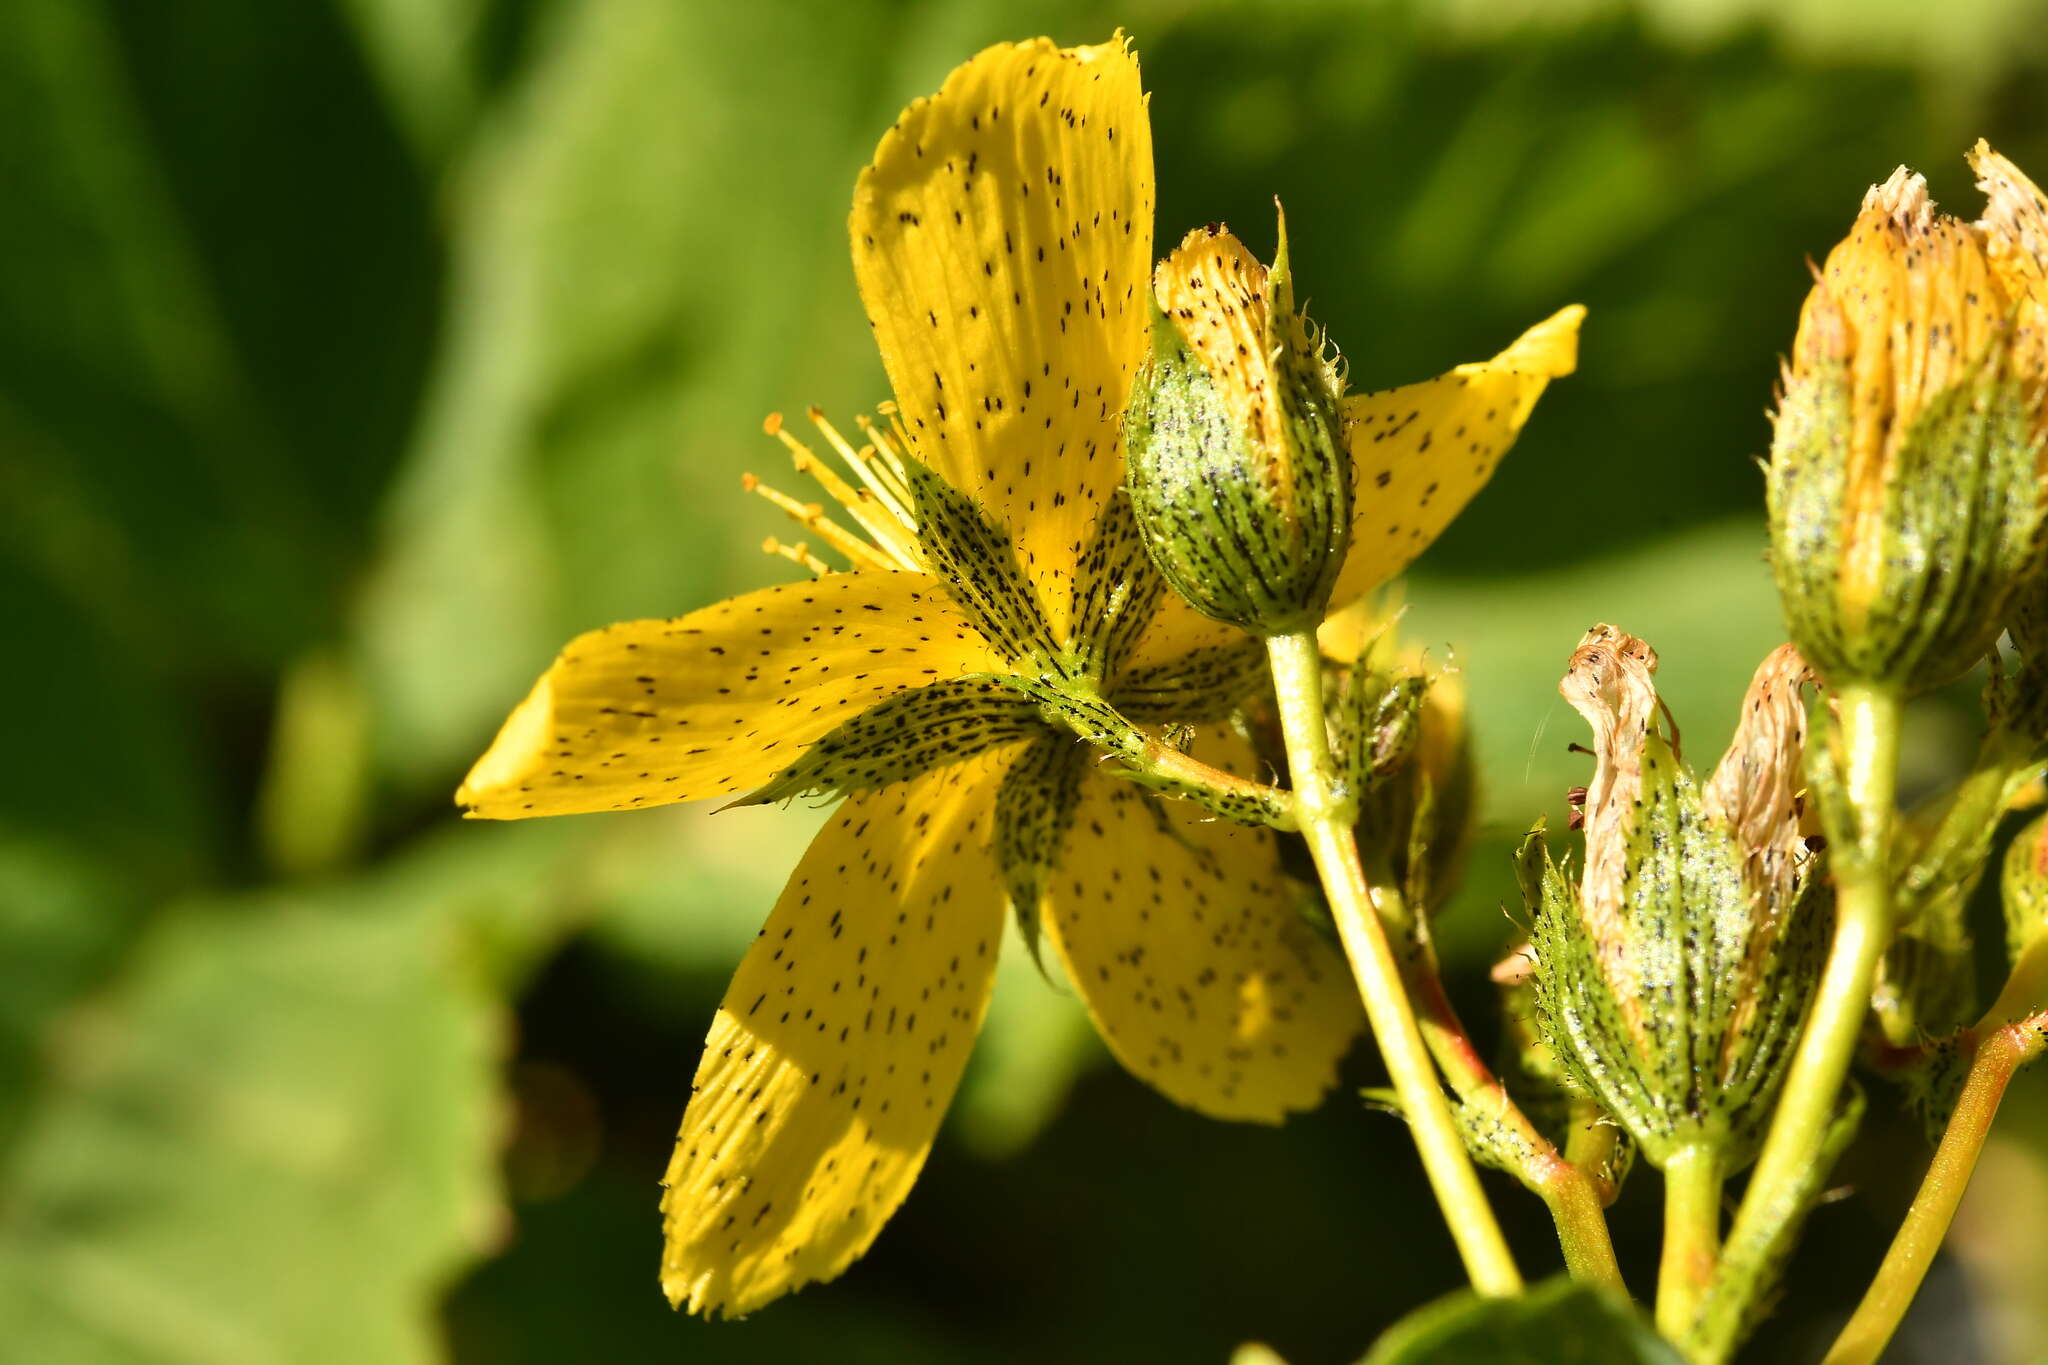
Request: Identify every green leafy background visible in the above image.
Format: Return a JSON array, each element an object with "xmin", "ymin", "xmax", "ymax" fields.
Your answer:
[{"xmin": 7, "ymin": 0, "xmax": 2048, "ymax": 1360}]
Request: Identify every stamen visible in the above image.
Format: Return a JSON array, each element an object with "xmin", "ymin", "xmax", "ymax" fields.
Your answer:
[
  {"xmin": 764, "ymin": 414, "xmax": 926, "ymax": 571},
  {"xmin": 741, "ymin": 471, "xmax": 897, "ymax": 572},
  {"xmin": 808, "ymin": 407, "xmax": 914, "ymax": 527},
  {"xmin": 762, "ymin": 536, "xmax": 831, "ymax": 576},
  {"xmin": 850, "ymin": 413, "xmax": 915, "ymax": 510}
]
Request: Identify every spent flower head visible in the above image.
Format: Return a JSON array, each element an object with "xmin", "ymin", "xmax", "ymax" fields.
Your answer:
[
  {"xmin": 1768, "ymin": 148, "xmax": 2048, "ymax": 695},
  {"xmin": 1520, "ymin": 628, "xmax": 1831, "ymax": 1170}
]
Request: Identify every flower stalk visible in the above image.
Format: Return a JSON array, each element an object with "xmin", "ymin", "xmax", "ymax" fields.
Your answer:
[
  {"xmin": 1698, "ymin": 682, "xmax": 1902, "ymax": 1359},
  {"xmin": 1824, "ymin": 975, "xmax": 2048, "ymax": 1363},
  {"xmin": 1368, "ymin": 870, "xmax": 1624, "ymax": 1288},
  {"xmin": 1657, "ymin": 1144, "xmax": 1723, "ymax": 1341},
  {"xmin": 1266, "ymin": 630, "xmax": 1523, "ymax": 1296}
]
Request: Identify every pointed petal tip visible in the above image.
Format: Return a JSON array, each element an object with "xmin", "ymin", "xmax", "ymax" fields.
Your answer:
[{"xmin": 1498, "ymin": 303, "xmax": 1586, "ymax": 377}]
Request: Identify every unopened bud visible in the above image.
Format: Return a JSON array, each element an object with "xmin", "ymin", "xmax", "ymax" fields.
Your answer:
[
  {"xmin": 1768, "ymin": 156, "xmax": 2048, "ymax": 695},
  {"xmin": 1124, "ymin": 207, "xmax": 1350, "ymax": 634}
]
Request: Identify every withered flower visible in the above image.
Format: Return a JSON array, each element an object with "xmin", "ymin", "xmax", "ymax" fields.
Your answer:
[{"xmin": 1520, "ymin": 629, "xmax": 1831, "ymax": 1169}]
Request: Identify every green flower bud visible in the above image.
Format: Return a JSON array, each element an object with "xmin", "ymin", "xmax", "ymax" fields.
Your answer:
[
  {"xmin": 1523, "ymin": 629, "xmax": 1830, "ymax": 1170},
  {"xmin": 1767, "ymin": 159, "xmax": 2048, "ymax": 695},
  {"xmin": 1123, "ymin": 207, "xmax": 1350, "ymax": 635}
]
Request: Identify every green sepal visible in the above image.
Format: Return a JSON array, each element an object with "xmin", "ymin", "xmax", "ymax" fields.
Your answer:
[
  {"xmin": 1063, "ymin": 489, "xmax": 1167, "ymax": 687},
  {"xmin": 992, "ymin": 735, "xmax": 1086, "ymax": 976},
  {"xmin": 1873, "ymin": 735, "xmax": 2044, "ymax": 1042},
  {"xmin": 1892, "ymin": 1027, "xmax": 1975, "ymax": 1145},
  {"xmin": 1015, "ymin": 673, "xmax": 1291, "ymax": 828},
  {"xmin": 1329, "ymin": 667, "xmax": 1426, "ymax": 801},
  {"xmin": 1112, "ymin": 638, "xmax": 1268, "ymax": 726},
  {"xmin": 1492, "ymin": 966, "xmax": 1639, "ymax": 1203},
  {"xmin": 2004, "ymin": 808, "xmax": 2048, "ymax": 969},
  {"xmin": 900, "ymin": 451, "xmax": 1060, "ymax": 668},
  {"xmin": 726, "ymin": 676, "xmax": 1040, "ymax": 807}
]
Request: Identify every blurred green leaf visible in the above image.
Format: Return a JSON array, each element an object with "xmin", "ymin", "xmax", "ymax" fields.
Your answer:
[
  {"xmin": 356, "ymin": 0, "xmax": 902, "ymax": 793},
  {"xmin": 0, "ymin": 833, "xmax": 144, "ymax": 1162},
  {"xmin": 1361, "ymin": 1276, "xmax": 1681, "ymax": 1364},
  {"xmin": 0, "ymin": 825, "xmax": 586, "ymax": 1365}
]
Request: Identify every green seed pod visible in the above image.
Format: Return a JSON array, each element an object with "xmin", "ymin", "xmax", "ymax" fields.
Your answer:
[
  {"xmin": 1123, "ymin": 207, "xmax": 1350, "ymax": 635},
  {"xmin": 1767, "ymin": 163, "xmax": 2048, "ymax": 696},
  {"xmin": 1523, "ymin": 630, "xmax": 1830, "ymax": 1171}
]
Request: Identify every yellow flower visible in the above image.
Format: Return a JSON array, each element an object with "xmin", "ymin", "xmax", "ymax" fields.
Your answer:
[{"xmin": 456, "ymin": 33, "xmax": 1576, "ymax": 1317}]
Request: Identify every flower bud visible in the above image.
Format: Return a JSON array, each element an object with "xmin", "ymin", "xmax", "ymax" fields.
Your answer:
[
  {"xmin": 2004, "ymin": 808, "xmax": 2048, "ymax": 968},
  {"xmin": 1123, "ymin": 207, "xmax": 1350, "ymax": 634},
  {"xmin": 1522, "ymin": 630, "xmax": 1830, "ymax": 1170},
  {"xmin": 1767, "ymin": 156, "xmax": 2048, "ymax": 695}
]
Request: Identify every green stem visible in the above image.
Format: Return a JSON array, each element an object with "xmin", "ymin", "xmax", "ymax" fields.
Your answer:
[
  {"xmin": 1562, "ymin": 1095, "xmax": 1630, "ymax": 1208},
  {"xmin": 1823, "ymin": 1011, "xmax": 2046, "ymax": 1364},
  {"xmin": 1657, "ymin": 1144, "xmax": 1723, "ymax": 1342},
  {"xmin": 1825, "ymin": 947, "xmax": 2048, "ymax": 1365},
  {"xmin": 1540, "ymin": 1155, "xmax": 1629, "ymax": 1290},
  {"xmin": 1265, "ymin": 630, "xmax": 1523, "ymax": 1297},
  {"xmin": 1695, "ymin": 683, "xmax": 1903, "ymax": 1361},
  {"xmin": 1374, "ymin": 876, "xmax": 1624, "ymax": 1290}
]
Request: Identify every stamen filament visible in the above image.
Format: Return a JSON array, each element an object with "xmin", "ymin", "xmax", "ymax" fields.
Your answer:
[
  {"xmin": 763, "ymin": 413, "xmax": 926, "ymax": 571},
  {"xmin": 741, "ymin": 472, "xmax": 898, "ymax": 572},
  {"xmin": 762, "ymin": 537, "xmax": 831, "ymax": 576},
  {"xmin": 810, "ymin": 407, "xmax": 915, "ymax": 527}
]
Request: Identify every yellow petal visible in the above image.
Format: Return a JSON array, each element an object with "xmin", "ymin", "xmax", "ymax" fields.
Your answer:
[
  {"xmin": 851, "ymin": 35, "xmax": 1154, "ymax": 644},
  {"xmin": 1152, "ymin": 225, "xmax": 1276, "ymax": 457},
  {"xmin": 1041, "ymin": 729, "xmax": 1362, "ymax": 1120},
  {"xmin": 1329, "ymin": 305, "xmax": 1583, "ymax": 607},
  {"xmin": 659, "ymin": 750, "xmax": 1014, "ymax": 1315},
  {"xmin": 456, "ymin": 572, "xmax": 1006, "ymax": 818},
  {"xmin": 1120, "ymin": 590, "xmax": 1248, "ymax": 676}
]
